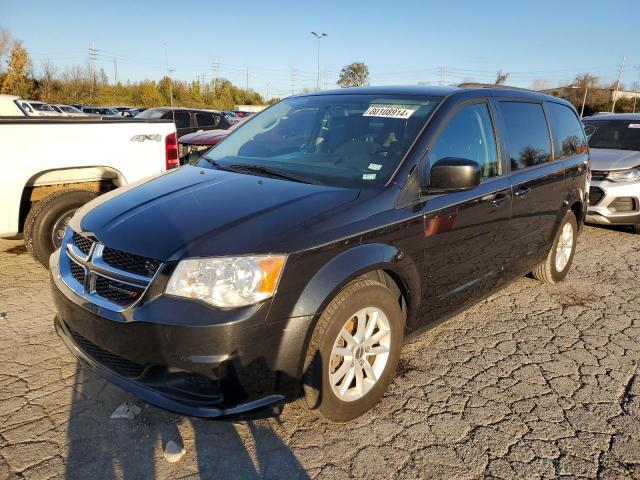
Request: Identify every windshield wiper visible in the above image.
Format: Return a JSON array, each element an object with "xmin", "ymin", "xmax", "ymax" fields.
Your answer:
[{"xmin": 228, "ymin": 164, "xmax": 315, "ymax": 184}]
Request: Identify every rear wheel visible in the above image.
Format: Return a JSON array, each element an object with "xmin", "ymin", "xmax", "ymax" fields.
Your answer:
[
  {"xmin": 300, "ymin": 279, "xmax": 404, "ymax": 422},
  {"xmin": 530, "ymin": 210, "xmax": 578, "ymax": 284},
  {"xmin": 24, "ymin": 189, "xmax": 98, "ymax": 268}
]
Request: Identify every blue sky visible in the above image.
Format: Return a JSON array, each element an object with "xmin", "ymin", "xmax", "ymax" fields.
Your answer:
[{"xmin": 1, "ymin": 0, "xmax": 639, "ymax": 99}]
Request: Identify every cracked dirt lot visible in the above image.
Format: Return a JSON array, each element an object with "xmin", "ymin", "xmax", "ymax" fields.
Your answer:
[{"xmin": 1, "ymin": 225, "xmax": 639, "ymax": 479}]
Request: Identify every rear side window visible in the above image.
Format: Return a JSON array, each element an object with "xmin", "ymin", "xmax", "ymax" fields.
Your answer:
[
  {"xmin": 499, "ymin": 102, "xmax": 551, "ymax": 171},
  {"xmin": 171, "ymin": 112, "xmax": 191, "ymax": 129},
  {"xmin": 428, "ymin": 103, "xmax": 499, "ymax": 179},
  {"xmin": 196, "ymin": 113, "xmax": 216, "ymax": 128},
  {"xmin": 546, "ymin": 103, "xmax": 587, "ymax": 159}
]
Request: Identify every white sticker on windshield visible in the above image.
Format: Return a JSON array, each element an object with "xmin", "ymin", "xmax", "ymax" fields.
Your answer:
[
  {"xmin": 368, "ymin": 163, "xmax": 382, "ymax": 171},
  {"xmin": 362, "ymin": 173, "xmax": 377, "ymax": 180},
  {"xmin": 628, "ymin": 123, "xmax": 640, "ymax": 129},
  {"xmin": 363, "ymin": 105, "xmax": 416, "ymax": 119}
]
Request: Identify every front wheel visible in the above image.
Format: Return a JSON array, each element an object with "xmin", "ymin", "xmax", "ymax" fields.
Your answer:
[
  {"xmin": 300, "ymin": 279, "xmax": 405, "ymax": 422},
  {"xmin": 530, "ymin": 210, "xmax": 578, "ymax": 284}
]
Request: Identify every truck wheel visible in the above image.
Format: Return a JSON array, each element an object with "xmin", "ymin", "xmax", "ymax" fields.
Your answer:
[
  {"xmin": 300, "ymin": 279, "xmax": 404, "ymax": 422},
  {"xmin": 530, "ymin": 210, "xmax": 578, "ymax": 284},
  {"xmin": 24, "ymin": 189, "xmax": 98, "ymax": 268}
]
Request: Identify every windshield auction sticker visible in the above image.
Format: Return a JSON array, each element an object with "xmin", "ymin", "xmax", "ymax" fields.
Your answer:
[
  {"xmin": 363, "ymin": 104, "xmax": 416, "ymax": 119},
  {"xmin": 628, "ymin": 124, "xmax": 640, "ymax": 129}
]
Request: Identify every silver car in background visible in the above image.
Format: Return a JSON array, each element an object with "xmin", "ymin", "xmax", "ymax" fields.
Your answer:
[{"xmin": 583, "ymin": 114, "xmax": 640, "ymax": 233}]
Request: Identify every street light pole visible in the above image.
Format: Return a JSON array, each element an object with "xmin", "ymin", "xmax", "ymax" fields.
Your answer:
[{"xmin": 311, "ymin": 32, "xmax": 327, "ymax": 90}]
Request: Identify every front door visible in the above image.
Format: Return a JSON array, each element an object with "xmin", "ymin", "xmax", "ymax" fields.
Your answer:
[{"xmin": 419, "ymin": 100, "xmax": 512, "ymax": 325}]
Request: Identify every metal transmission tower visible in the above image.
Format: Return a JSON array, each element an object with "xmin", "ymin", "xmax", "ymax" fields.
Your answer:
[
  {"xmin": 212, "ymin": 59, "xmax": 220, "ymax": 97},
  {"xmin": 311, "ymin": 32, "xmax": 327, "ymax": 90},
  {"xmin": 438, "ymin": 65, "xmax": 445, "ymax": 86},
  {"xmin": 89, "ymin": 41, "xmax": 97, "ymax": 97},
  {"xmin": 291, "ymin": 66, "xmax": 297, "ymax": 96}
]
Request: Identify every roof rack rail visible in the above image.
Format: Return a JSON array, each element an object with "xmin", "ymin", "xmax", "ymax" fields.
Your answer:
[{"xmin": 457, "ymin": 83, "xmax": 538, "ymax": 93}]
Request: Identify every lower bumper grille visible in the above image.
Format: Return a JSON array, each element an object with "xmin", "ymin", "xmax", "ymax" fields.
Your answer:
[{"xmin": 69, "ymin": 327, "xmax": 146, "ymax": 378}]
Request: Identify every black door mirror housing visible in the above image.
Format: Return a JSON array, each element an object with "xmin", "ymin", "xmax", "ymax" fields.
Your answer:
[{"xmin": 423, "ymin": 157, "xmax": 482, "ymax": 194}]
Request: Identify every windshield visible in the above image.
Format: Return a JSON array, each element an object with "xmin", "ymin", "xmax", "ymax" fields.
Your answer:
[
  {"xmin": 584, "ymin": 120, "xmax": 640, "ymax": 151},
  {"xmin": 31, "ymin": 102, "xmax": 55, "ymax": 112},
  {"xmin": 200, "ymin": 94, "xmax": 441, "ymax": 188},
  {"xmin": 60, "ymin": 105, "xmax": 80, "ymax": 113}
]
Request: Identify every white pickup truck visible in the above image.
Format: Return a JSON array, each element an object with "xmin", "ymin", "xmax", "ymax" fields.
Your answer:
[{"xmin": 0, "ymin": 116, "xmax": 177, "ymax": 266}]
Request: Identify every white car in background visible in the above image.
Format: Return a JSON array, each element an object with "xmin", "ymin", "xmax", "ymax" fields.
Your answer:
[
  {"xmin": 18, "ymin": 100, "xmax": 60, "ymax": 116},
  {"xmin": 51, "ymin": 104, "xmax": 88, "ymax": 117}
]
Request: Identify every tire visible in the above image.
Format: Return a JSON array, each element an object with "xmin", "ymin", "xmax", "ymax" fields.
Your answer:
[
  {"xmin": 24, "ymin": 189, "xmax": 98, "ymax": 268},
  {"xmin": 632, "ymin": 224, "xmax": 640, "ymax": 234},
  {"xmin": 530, "ymin": 210, "xmax": 578, "ymax": 284},
  {"xmin": 300, "ymin": 279, "xmax": 405, "ymax": 422}
]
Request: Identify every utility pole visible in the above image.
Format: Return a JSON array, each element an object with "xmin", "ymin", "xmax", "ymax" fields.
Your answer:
[
  {"xmin": 266, "ymin": 82, "xmax": 271, "ymax": 100},
  {"xmin": 311, "ymin": 32, "xmax": 327, "ymax": 91},
  {"xmin": 438, "ymin": 65, "xmax": 445, "ymax": 86},
  {"xmin": 633, "ymin": 66, "xmax": 640, "ymax": 114},
  {"xmin": 113, "ymin": 58, "xmax": 118, "ymax": 85},
  {"xmin": 323, "ymin": 69, "xmax": 330, "ymax": 90},
  {"xmin": 246, "ymin": 65, "xmax": 249, "ymax": 91},
  {"xmin": 580, "ymin": 85, "xmax": 588, "ymax": 117},
  {"xmin": 89, "ymin": 40, "xmax": 97, "ymax": 97},
  {"xmin": 611, "ymin": 56, "xmax": 625, "ymax": 113},
  {"xmin": 164, "ymin": 43, "xmax": 175, "ymax": 120},
  {"xmin": 291, "ymin": 65, "xmax": 297, "ymax": 96}
]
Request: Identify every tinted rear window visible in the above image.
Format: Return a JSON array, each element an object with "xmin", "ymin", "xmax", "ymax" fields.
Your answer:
[
  {"xmin": 499, "ymin": 102, "xmax": 551, "ymax": 171},
  {"xmin": 546, "ymin": 102, "xmax": 587, "ymax": 159},
  {"xmin": 196, "ymin": 113, "xmax": 216, "ymax": 128}
]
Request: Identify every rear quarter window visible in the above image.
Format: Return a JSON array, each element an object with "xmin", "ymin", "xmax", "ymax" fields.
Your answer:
[
  {"xmin": 499, "ymin": 101, "xmax": 552, "ymax": 171},
  {"xmin": 546, "ymin": 102, "xmax": 587, "ymax": 159}
]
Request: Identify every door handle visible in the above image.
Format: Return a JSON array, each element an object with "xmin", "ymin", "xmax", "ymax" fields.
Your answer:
[
  {"xmin": 491, "ymin": 193, "xmax": 509, "ymax": 207},
  {"xmin": 514, "ymin": 187, "xmax": 530, "ymax": 198}
]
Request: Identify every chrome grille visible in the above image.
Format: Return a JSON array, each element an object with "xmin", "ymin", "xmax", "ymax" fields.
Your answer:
[
  {"xmin": 102, "ymin": 247, "xmax": 161, "ymax": 278},
  {"xmin": 95, "ymin": 276, "xmax": 144, "ymax": 307},
  {"xmin": 60, "ymin": 230, "xmax": 163, "ymax": 312},
  {"xmin": 72, "ymin": 232, "xmax": 94, "ymax": 256}
]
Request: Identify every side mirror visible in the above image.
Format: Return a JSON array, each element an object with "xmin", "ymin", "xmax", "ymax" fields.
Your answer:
[{"xmin": 423, "ymin": 157, "xmax": 481, "ymax": 193}]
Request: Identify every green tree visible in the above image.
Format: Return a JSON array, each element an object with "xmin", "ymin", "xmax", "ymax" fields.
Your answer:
[
  {"xmin": 1, "ymin": 41, "xmax": 33, "ymax": 97},
  {"xmin": 337, "ymin": 62, "xmax": 369, "ymax": 88}
]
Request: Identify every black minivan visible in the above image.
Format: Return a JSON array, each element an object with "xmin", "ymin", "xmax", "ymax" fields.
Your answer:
[{"xmin": 50, "ymin": 86, "xmax": 589, "ymax": 422}]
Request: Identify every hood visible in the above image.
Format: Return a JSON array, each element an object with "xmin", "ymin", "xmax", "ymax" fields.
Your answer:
[
  {"xmin": 73, "ymin": 165, "xmax": 360, "ymax": 260},
  {"xmin": 590, "ymin": 148, "xmax": 640, "ymax": 171},
  {"xmin": 179, "ymin": 128, "xmax": 232, "ymax": 145}
]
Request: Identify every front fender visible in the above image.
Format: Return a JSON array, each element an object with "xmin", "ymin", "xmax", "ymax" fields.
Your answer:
[
  {"xmin": 271, "ymin": 242, "xmax": 421, "ymax": 388},
  {"xmin": 291, "ymin": 242, "xmax": 421, "ymax": 319}
]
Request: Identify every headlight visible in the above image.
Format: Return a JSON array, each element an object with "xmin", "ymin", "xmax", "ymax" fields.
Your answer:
[
  {"xmin": 165, "ymin": 255, "xmax": 286, "ymax": 308},
  {"xmin": 607, "ymin": 166, "xmax": 640, "ymax": 182}
]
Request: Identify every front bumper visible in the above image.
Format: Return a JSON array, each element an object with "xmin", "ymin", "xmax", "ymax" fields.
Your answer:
[
  {"xmin": 50, "ymin": 249, "xmax": 309, "ymax": 418},
  {"xmin": 587, "ymin": 179, "xmax": 640, "ymax": 226}
]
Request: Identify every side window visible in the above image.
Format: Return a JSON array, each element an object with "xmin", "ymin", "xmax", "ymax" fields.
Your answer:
[
  {"xmin": 545, "ymin": 102, "xmax": 587, "ymax": 159},
  {"xmin": 499, "ymin": 102, "xmax": 551, "ymax": 171},
  {"xmin": 196, "ymin": 113, "xmax": 215, "ymax": 128},
  {"xmin": 172, "ymin": 112, "xmax": 191, "ymax": 129},
  {"xmin": 428, "ymin": 103, "xmax": 499, "ymax": 179}
]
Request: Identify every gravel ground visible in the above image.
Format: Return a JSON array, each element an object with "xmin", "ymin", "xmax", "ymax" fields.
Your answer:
[{"xmin": 0, "ymin": 225, "xmax": 639, "ymax": 479}]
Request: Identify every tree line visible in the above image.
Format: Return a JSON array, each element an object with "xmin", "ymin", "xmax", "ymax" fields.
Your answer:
[{"xmin": 0, "ymin": 27, "xmax": 265, "ymax": 110}]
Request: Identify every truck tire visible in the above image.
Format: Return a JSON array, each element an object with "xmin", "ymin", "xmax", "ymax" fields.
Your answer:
[
  {"xmin": 530, "ymin": 210, "xmax": 578, "ymax": 284},
  {"xmin": 24, "ymin": 189, "xmax": 98, "ymax": 268},
  {"xmin": 300, "ymin": 279, "xmax": 405, "ymax": 422}
]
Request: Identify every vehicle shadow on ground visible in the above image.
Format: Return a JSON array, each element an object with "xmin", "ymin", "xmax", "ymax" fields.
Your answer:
[{"xmin": 64, "ymin": 363, "xmax": 309, "ymax": 480}]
